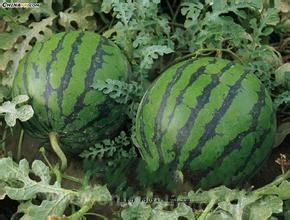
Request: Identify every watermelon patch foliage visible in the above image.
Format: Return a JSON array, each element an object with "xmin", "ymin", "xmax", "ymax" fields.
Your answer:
[{"xmin": 0, "ymin": 0, "xmax": 290, "ymax": 219}]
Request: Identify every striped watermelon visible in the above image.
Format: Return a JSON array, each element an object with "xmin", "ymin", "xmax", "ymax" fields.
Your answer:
[
  {"xmin": 134, "ymin": 57, "xmax": 276, "ymax": 189},
  {"xmin": 12, "ymin": 31, "xmax": 131, "ymax": 154}
]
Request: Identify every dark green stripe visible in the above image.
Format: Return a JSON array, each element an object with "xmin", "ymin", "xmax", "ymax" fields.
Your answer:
[
  {"xmin": 160, "ymin": 64, "xmax": 208, "ymax": 151},
  {"xmin": 62, "ymin": 37, "xmax": 111, "ymax": 127},
  {"xmin": 29, "ymin": 108, "xmax": 50, "ymax": 133},
  {"xmin": 75, "ymin": 98, "xmax": 113, "ymax": 132},
  {"xmin": 16, "ymin": 85, "xmax": 21, "ymax": 95},
  {"xmin": 139, "ymin": 90, "xmax": 153, "ymax": 158},
  {"xmin": 240, "ymin": 143, "xmax": 271, "ymax": 181},
  {"xmin": 152, "ymin": 59, "xmax": 196, "ymax": 164},
  {"xmin": 20, "ymin": 49, "xmax": 51, "ymax": 133},
  {"xmin": 197, "ymin": 84, "xmax": 266, "ymax": 180},
  {"xmin": 43, "ymin": 32, "xmax": 68, "ymax": 129},
  {"xmin": 233, "ymin": 110, "xmax": 275, "ymax": 177},
  {"xmin": 23, "ymin": 120, "xmax": 47, "ymax": 139},
  {"xmin": 22, "ymin": 48, "xmax": 35, "ymax": 95},
  {"xmin": 38, "ymin": 41, "xmax": 45, "ymax": 53},
  {"xmin": 57, "ymin": 32, "xmax": 85, "ymax": 116},
  {"xmin": 183, "ymin": 69, "xmax": 249, "ymax": 169},
  {"xmin": 32, "ymin": 62, "xmax": 40, "ymax": 79},
  {"xmin": 170, "ymin": 61, "xmax": 235, "ymax": 168}
]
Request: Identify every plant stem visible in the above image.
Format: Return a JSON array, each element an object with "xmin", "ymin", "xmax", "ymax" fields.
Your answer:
[
  {"xmin": 166, "ymin": 0, "xmax": 175, "ymax": 18},
  {"xmin": 255, "ymin": 170, "xmax": 290, "ymax": 196},
  {"xmin": 1, "ymin": 125, "xmax": 7, "ymax": 155},
  {"xmin": 173, "ymin": 4, "xmax": 181, "ymax": 22},
  {"xmin": 68, "ymin": 203, "xmax": 92, "ymax": 220},
  {"xmin": 84, "ymin": 213, "xmax": 108, "ymax": 220},
  {"xmin": 40, "ymin": 147, "xmax": 54, "ymax": 170},
  {"xmin": 62, "ymin": 174, "xmax": 83, "ymax": 184},
  {"xmin": 98, "ymin": 12, "xmax": 110, "ymax": 24},
  {"xmin": 175, "ymin": 48, "xmax": 243, "ymax": 64},
  {"xmin": 198, "ymin": 198, "xmax": 216, "ymax": 220},
  {"xmin": 40, "ymin": 147, "xmax": 62, "ymax": 182},
  {"xmin": 169, "ymin": 22, "xmax": 184, "ymax": 28},
  {"xmin": 16, "ymin": 129, "xmax": 24, "ymax": 162},
  {"xmin": 49, "ymin": 132, "xmax": 67, "ymax": 171}
]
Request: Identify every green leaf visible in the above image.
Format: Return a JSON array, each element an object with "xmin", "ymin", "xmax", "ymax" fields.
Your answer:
[
  {"xmin": 151, "ymin": 203, "xmax": 195, "ymax": 220},
  {"xmin": 101, "ymin": 0, "xmax": 117, "ymax": 13},
  {"xmin": 0, "ymin": 24, "xmax": 28, "ymax": 50},
  {"xmin": 139, "ymin": 45, "xmax": 173, "ymax": 70},
  {"xmin": 17, "ymin": 199, "xmax": 69, "ymax": 220},
  {"xmin": 275, "ymin": 122, "xmax": 290, "ymax": 148},
  {"xmin": 256, "ymin": 180, "xmax": 290, "ymax": 200},
  {"xmin": 275, "ymin": 63, "xmax": 290, "ymax": 89},
  {"xmin": 262, "ymin": 27, "xmax": 274, "ymax": 36},
  {"xmin": 31, "ymin": 159, "xmax": 51, "ymax": 184},
  {"xmin": 1, "ymin": 159, "xmax": 58, "ymax": 200},
  {"xmin": 263, "ymin": 8, "xmax": 280, "ymax": 26},
  {"xmin": 244, "ymin": 196, "xmax": 283, "ymax": 220},
  {"xmin": 0, "ymin": 85, "xmax": 10, "ymax": 103},
  {"xmin": 113, "ymin": 2, "xmax": 136, "ymax": 25},
  {"xmin": 121, "ymin": 197, "xmax": 152, "ymax": 220},
  {"xmin": 181, "ymin": 2, "xmax": 203, "ymax": 28},
  {"xmin": 273, "ymin": 91, "xmax": 290, "ymax": 109},
  {"xmin": 0, "ymin": 95, "xmax": 34, "ymax": 127},
  {"xmin": 210, "ymin": 0, "xmax": 262, "ymax": 18},
  {"xmin": 1, "ymin": 0, "xmax": 54, "ymax": 24},
  {"xmin": 0, "ymin": 182, "xmax": 6, "ymax": 200},
  {"xmin": 58, "ymin": 4, "xmax": 96, "ymax": 31},
  {"xmin": 0, "ymin": 157, "xmax": 111, "ymax": 219},
  {"xmin": 181, "ymin": 186, "xmax": 238, "ymax": 204},
  {"xmin": 79, "ymin": 131, "xmax": 132, "ymax": 161},
  {"xmin": 0, "ymin": 157, "xmax": 71, "ymax": 219},
  {"xmin": 0, "ymin": 16, "xmax": 55, "ymax": 87},
  {"xmin": 205, "ymin": 212, "xmax": 232, "ymax": 220},
  {"xmin": 77, "ymin": 185, "xmax": 112, "ymax": 206},
  {"xmin": 91, "ymin": 79, "xmax": 143, "ymax": 104},
  {"xmin": 121, "ymin": 197, "xmax": 195, "ymax": 220}
]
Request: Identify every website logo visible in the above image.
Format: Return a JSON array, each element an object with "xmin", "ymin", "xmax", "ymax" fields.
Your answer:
[{"xmin": 1, "ymin": 2, "xmax": 40, "ymax": 8}]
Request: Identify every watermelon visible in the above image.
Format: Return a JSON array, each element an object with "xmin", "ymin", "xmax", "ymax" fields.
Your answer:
[
  {"xmin": 134, "ymin": 57, "xmax": 276, "ymax": 189},
  {"xmin": 12, "ymin": 31, "xmax": 131, "ymax": 156}
]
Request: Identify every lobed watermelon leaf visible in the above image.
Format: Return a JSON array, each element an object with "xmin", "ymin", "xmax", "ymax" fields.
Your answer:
[
  {"xmin": 0, "ymin": 157, "xmax": 112, "ymax": 219},
  {"xmin": 121, "ymin": 197, "xmax": 195, "ymax": 220},
  {"xmin": 275, "ymin": 63, "xmax": 290, "ymax": 89},
  {"xmin": 139, "ymin": 45, "xmax": 173, "ymax": 70},
  {"xmin": 0, "ymin": 95, "xmax": 34, "ymax": 127},
  {"xmin": 17, "ymin": 200, "xmax": 69, "ymax": 220},
  {"xmin": 102, "ymin": 0, "xmax": 174, "ymax": 79},
  {"xmin": 58, "ymin": 3, "xmax": 96, "ymax": 31},
  {"xmin": 0, "ymin": 17, "xmax": 55, "ymax": 87},
  {"xmin": 0, "ymin": 182, "xmax": 6, "ymax": 200},
  {"xmin": 79, "ymin": 131, "xmax": 134, "ymax": 163},
  {"xmin": 92, "ymin": 79, "xmax": 143, "ymax": 104}
]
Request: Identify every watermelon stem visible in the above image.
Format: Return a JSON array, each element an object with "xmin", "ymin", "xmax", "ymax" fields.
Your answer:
[
  {"xmin": 198, "ymin": 198, "xmax": 216, "ymax": 220},
  {"xmin": 16, "ymin": 129, "xmax": 24, "ymax": 162},
  {"xmin": 173, "ymin": 48, "xmax": 242, "ymax": 66},
  {"xmin": 68, "ymin": 203, "xmax": 94, "ymax": 219},
  {"xmin": 49, "ymin": 132, "xmax": 67, "ymax": 171},
  {"xmin": 1, "ymin": 125, "xmax": 8, "ymax": 155},
  {"xmin": 40, "ymin": 146, "xmax": 62, "ymax": 182}
]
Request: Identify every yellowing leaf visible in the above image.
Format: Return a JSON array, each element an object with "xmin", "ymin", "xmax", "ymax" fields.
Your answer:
[
  {"xmin": 0, "ymin": 16, "xmax": 55, "ymax": 87},
  {"xmin": 58, "ymin": 4, "xmax": 96, "ymax": 31}
]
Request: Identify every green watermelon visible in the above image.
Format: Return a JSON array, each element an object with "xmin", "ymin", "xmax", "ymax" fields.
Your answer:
[
  {"xmin": 134, "ymin": 57, "xmax": 276, "ymax": 189},
  {"xmin": 12, "ymin": 31, "xmax": 131, "ymax": 155}
]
